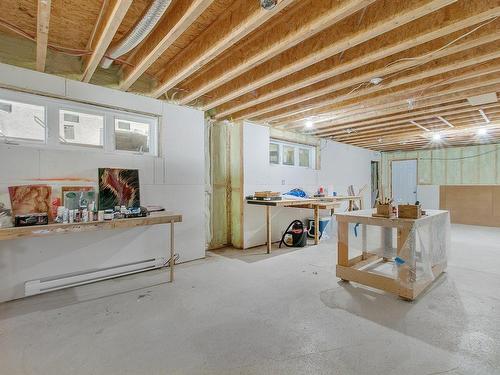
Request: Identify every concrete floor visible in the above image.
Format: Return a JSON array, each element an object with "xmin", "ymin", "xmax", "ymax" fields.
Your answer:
[{"xmin": 0, "ymin": 224, "xmax": 499, "ymax": 375}]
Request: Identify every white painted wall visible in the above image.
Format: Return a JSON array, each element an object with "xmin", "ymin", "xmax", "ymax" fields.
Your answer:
[
  {"xmin": 243, "ymin": 122, "xmax": 379, "ymax": 248},
  {"xmin": 0, "ymin": 64, "xmax": 205, "ymax": 302}
]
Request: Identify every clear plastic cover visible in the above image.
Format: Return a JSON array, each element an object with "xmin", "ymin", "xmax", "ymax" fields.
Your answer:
[{"xmin": 346, "ymin": 212, "xmax": 450, "ymax": 289}]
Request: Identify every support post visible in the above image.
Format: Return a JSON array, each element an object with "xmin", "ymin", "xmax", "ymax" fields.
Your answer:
[
  {"xmin": 314, "ymin": 205, "xmax": 320, "ymax": 245},
  {"xmin": 170, "ymin": 220, "xmax": 175, "ymax": 282},
  {"xmin": 266, "ymin": 205, "xmax": 271, "ymax": 254}
]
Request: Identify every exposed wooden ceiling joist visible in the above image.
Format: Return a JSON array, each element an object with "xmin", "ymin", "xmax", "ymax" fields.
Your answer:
[
  {"xmin": 213, "ymin": 3, "xmax": 500, "ymax": 118},
  {"xmin": 118, "ymin": 0, "xmax": 215, "ymax": 91},
  {"xmin": 146, "ymin": 0, "xmax": 299, "ymax": 97},
  {"xmin": 36, "ymin": 0, "xmax": 52, "ymax": 72},
  {"xmin": 81, "ymin": 0, "xmax": 133, "ymax": 83},
  {"xmin": 176, "ymin": 0, "xmax": 455, "ymax": 106}
]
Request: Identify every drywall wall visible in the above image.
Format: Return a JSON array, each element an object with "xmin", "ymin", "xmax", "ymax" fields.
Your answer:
[
  {"xmin": 381, "ymin": 143, "xmax": 500, "ymax": 208},
  {"xmin": 243, "ymin": 122, "xmax": 379, "ymax": 248},
  {"xmin": 0, "ymin": 63, "xmax": 205, "ymax": 302}
]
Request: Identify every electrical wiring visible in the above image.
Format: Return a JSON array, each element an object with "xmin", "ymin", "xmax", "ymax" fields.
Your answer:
[{"xmin": 417, "ymin": 146, "xmax": 499, "ymax": 161}]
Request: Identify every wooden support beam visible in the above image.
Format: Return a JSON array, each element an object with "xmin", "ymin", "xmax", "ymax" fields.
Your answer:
[
  {"xmin": 228, "ymin": 36, "xmax": 500, "ymax": 121},
  {"xmin": 36, "ymin": 0, "xmax": 51, "ymax": 72},
  {"xmin": 118, "ymin": 0, "xmax": 215, "ymax": 90},
  {"xmin": 81, "ymin": 0, "xmax": 133, "ymax": 83},
  {"xmin": 210, "ymin": 3, "xmax": 500, "ymax": 117},
  {"xmin": 261, "ymin": 59, "xmax": 500, "ymax": 125},
  {"xmin": 147, "ymin": 0, "xmax": 298, "ymax": 97},
  {"xmin": 321, "ymin": 102, "xmax": 500, "ymax": 137},
  {"xmin": 176, "ymin": 0, "xmax": 449, "ymax": 105},
  {"xmin": 172, "ymin": 0, "xmax": 376, "ymax": 103}
]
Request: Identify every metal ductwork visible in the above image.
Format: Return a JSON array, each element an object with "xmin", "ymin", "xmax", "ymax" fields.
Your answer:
[{"xmin": 100, "ymin": 0, "xmax": 172, "ymax": 68}]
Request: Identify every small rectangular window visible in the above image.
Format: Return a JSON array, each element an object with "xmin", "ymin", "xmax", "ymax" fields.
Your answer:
[
  {"xmin": 282, "ymin": 145, "xmax": 295, "ymax": 166},
  {"xmin": 269, "ymin": 143, "xmax": 279, "ymax": 164},
  {"xmin": 114, "ymin": 118, "xmax": 151, "ymax": 153},
  {"xmin": 0, "ymin": 99, "xmax": 46, "ymax": 142},
  {"xmin": 59, "ymin": 109, "xmax": 104, "ymax": 146},
  {"xmin": 299, "ymin": 148, "xmax": 310, "ymax": 167}
]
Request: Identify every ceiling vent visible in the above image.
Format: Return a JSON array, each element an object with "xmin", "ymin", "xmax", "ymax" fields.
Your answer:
[{"xmin": 467, "ymin": 92, "xmax": 498, "ymax": 106}]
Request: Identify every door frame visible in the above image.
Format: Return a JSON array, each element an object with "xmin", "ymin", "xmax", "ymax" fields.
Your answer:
[{"xmin": 389, "ymin": 158, "xmax": 418, "ymax": 200}]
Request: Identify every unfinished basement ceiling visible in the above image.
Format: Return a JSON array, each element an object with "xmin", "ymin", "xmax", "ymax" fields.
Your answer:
[{"xmin": 0, "ymin": 0, "xmax": 499, "ymax": 151}]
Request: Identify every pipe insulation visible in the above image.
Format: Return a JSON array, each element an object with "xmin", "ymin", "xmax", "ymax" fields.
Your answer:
[{"xmin": 100, "ymin": 0, "xmax": 172, "ymax": 68}]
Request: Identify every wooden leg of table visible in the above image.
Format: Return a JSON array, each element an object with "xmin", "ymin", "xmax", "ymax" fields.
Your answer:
[
  {"xmin": 361, "ymin": 224, "xmax": 367, "ymax": 260},
  {"xmin": 170, "ymin": 220, "xmax": 175, "ymax": 283},
  {"xmin": 314, "ymin": 206, "xmax": 320, "ymax": 245},
  {"xmin": 397, "ymin": 225, "xmax": 413, "ymax": 299},
  {"xmin": 337, "ymin": 221, "xmax": 349, "ymax": 267},
  {"xmin": 348, "ymin": 200, "xmax": 353, "ymax": 211},
  {"xmin": 266, "ymin": 206, "xmax": 271, "ymax": 254}
]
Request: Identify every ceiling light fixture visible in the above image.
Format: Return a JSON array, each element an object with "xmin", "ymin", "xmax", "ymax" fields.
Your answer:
[
  {"xmin": 477, "ymin": 127, "xmax": 488, "ymax": 136},
  {"xmin": 260, "ymin": 0, "xmax": 278, "ymax": 10},
  {"xmin": 370, "ymin": 77, "xmax": 383, "ymax": 85},
  {"xmin": 432, "ymin": 133, "xmax": 442, "ymax": 141},
  {"xmin": 305, "ymin": 120, "xmax": 314, "ymax": 129}
]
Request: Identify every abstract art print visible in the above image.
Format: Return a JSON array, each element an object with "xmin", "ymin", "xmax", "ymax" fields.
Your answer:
[
  {"xmin": 98, "ymin": 168, "xmax": 140, "ymax": 210},
  {"xmin": 9, "ymin": 185, "xmax": 52, "ymax": 217}
]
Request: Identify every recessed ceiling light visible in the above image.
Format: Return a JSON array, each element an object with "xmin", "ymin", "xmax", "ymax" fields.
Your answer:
[
  {"xmin": 432, "ymin": 133, "xmax": 441, "ymax": 141},
  {"xmin": 477, "ymin": 127, "xmax": 488, "ymax": 136},
  {"xmin": 305, "ymin": 120, "xmax": 313, "ymax": 129}
]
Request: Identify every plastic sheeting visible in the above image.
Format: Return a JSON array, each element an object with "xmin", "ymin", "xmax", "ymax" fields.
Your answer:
[{"xmin": 348, "ymin": 211, "xmax": 450, "ymax": 288}]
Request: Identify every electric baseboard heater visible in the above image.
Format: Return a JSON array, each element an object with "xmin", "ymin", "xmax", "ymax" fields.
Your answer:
[{"xmin": 25, "ymin": 257, "xmax": 170, "ymax": 296}]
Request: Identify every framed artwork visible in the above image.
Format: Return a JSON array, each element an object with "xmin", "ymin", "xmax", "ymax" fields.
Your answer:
[
  {"xmin": 98, "ymin": 168, "xmax": 140, "ymax": 210},
  {"xmin": 8, "ymin": 185, "xmax": 52, "ymax": 217},
  {"xmin": 61, "ymin": 187, "xmax": 96, "ymax": 210}
]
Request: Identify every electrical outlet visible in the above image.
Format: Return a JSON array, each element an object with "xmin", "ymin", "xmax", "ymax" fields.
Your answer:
[{"xmin": 281, "ymin": 179, "xmax": 285, "ymax": 185}]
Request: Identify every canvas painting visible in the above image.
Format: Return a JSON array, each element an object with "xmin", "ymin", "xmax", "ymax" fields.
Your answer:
[
  {"xmin": 98, "ymin": 168, "xmax": 140, "ymax": 210},
  {"xmin": 61, "ymin": 187, "xmax": 96, "ymax": 210},
  {"xmin": 9, "ymin": 185, "xmax": 52, "ymax": 217}
]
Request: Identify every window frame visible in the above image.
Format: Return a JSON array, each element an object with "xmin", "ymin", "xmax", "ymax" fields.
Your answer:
[
  {"xmin": 0, "ymin": 88, "xmax": 160, "ymax": 157},
  {"xmin": 269, "ymin": 139, "xmax": 316, "ymax": 169},
  {"xmin": 0, "ymin": 91, "xmax": 48, "ymax": 145}
]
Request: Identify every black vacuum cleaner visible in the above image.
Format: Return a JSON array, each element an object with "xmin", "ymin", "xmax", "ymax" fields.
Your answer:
[{"xmin": 279, "ymin": 220, "xmax": 308, "ymax": 248}]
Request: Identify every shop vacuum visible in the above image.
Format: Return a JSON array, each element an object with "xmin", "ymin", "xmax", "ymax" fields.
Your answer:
[{"xmin": 279, "ymin": 220, "xmax": 308, "ymax": 248}]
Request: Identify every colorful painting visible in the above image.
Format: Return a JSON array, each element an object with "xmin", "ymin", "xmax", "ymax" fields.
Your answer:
[
  {"xmin": 8, "ymin": 185, "xmax": 52, "ymax": 217},
  {"xmin": 62, "ymin": 187, "xmax": 96, "ymax": 210},
  {"xmin": 98, "ymin": 168, "xmax": 140, "ymax": 210}
]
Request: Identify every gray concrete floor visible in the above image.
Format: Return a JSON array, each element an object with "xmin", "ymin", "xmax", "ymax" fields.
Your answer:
[{"xmin": 0, "ymin": 224, "xmax": 499, "ymax": 375}]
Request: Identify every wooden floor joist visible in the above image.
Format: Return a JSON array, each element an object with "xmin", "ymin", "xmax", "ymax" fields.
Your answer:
[
  {"xmin": 35, "ymin": 0, "xmax": 51, "ymax": 72},
  {"xmin": 81, "ymin": 0, "xmax": 133, "ymax": 83}
]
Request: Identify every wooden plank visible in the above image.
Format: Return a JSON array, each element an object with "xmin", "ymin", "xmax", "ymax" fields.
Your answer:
[
  {"xmin": 266, "ymin": 205, "xmax": 271, "ymax": 254},
  {"xmin": 181, "ymin": 0, "xmax": 456, "ymax": 107},
  {"xmin": 149, "ymin": 0, "xmax": 298, "ymax": 97},
  {"xmin": 211, "ymin": 7, "xmax": 500, "ymax": 117},
  {"xmin": 0, "ymin": 212, "xmax": 183, "ymax": 241},
  {"xmin": 336, "ymin": 265, "xmax": 401, "ymax": 294},
  {"xmin": 36, "ymin": 0, "xmax": 52, "ymax": 72},
  {"xmin": 254, "ymin": 49, "xmax": 500, "ymax": 124},
  {"xmin": 173, "ymin": 0, "xmax": 376, "ymax": 103},
  {"xmin": 232, "ymin": 38, "xmax": 500, "ymax": 121},
  {"xmin": 118, "ymin": 0, "xmax": 216, "ymax": 91},
  {"xmin": 81, "ymin": 0, "xmax": 133, "ymax": 83},
  {"xmin": 337, "ymin": 221, "xmax": 349, "ymax": 267}
]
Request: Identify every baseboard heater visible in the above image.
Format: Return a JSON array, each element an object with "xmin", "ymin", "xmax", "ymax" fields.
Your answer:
[{"xmin": 25, "ymin": 257, "xmax": 170, "ymax": 296}]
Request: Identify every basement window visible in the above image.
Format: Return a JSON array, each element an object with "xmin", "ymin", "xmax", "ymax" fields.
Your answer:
[
  {"xmin": 0, "ymin": 99, "xmax": 46, "ymax": 143},
  {"xmin": 114, "ymin": 117, "xmax": 157, "ymax": 155},
  {"xmin": 269, "ymin": 139, "xmax": 316, "ymax": 168},
  {"xmin": 59, "ymin": 109, "xmax": 104, "ymax": 147}
]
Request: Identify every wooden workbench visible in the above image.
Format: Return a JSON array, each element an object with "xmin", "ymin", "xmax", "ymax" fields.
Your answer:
[
  {"xmin": 247, "ymin": 197, "xmax": 360, "ymax": 253},
  {"xmin": 0, "ymin": 212, "xmax": 182, "ymax": 283},
  {"xmin": 335, "ymin": 209, "xmax": 448, "ymax": 300}
]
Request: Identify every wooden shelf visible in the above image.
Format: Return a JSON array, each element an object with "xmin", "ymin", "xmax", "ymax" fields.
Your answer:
[{"xmin": 0, "ymin": 212, "xmax": 182, "ymax": 241}]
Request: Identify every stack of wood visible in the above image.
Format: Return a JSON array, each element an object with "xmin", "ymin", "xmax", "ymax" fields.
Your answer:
[{"xmin": 250, "ymin": 191, "xmax": 282, "ymax": 201}]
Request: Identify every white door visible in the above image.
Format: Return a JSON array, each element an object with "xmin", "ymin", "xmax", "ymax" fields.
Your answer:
[{"xmin": 392, "ymin": 160, "xmax": 417, "ymax": 204}]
